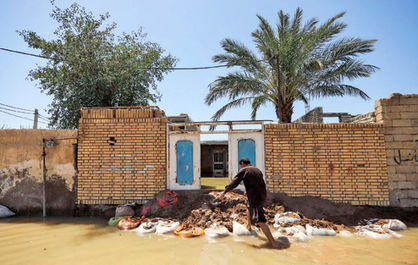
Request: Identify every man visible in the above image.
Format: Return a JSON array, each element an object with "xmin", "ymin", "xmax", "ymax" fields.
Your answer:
[{"xmin": 219, "ymin": 157, "xmax": 280, "ymax": 248}]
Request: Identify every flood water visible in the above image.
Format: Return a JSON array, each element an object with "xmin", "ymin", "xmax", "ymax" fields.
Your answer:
[{"xmin": 0, "ymin": 217, "xmax": 417, "ymax": 265}]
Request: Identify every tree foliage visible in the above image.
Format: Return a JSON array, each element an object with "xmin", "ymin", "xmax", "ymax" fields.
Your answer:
[
  {"xmin": 206, "ymin": 8, "xmax": 378, "ymax": 123},
  {"xmin": 19, "ymin": 2, "xmax": 177, "ymax": 129}
]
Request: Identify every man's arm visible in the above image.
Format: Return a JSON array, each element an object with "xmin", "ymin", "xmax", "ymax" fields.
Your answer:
[{"xmin": 219, "ymin": 169, "xmax": 245, "ymax": 199}]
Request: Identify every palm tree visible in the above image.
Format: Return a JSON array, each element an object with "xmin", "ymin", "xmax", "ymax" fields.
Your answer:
[{"xmin": 205, "ymin": 8, "xmax": 378, "ymax": 123}]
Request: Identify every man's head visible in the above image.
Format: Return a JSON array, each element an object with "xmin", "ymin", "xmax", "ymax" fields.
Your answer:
[{"xmin": 239, "ymin": 157, "xmax": 251, "ymax": 168}]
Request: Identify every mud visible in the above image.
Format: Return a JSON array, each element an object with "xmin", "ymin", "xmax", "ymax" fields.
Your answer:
[
  {"xmin": 140, "ymin": 190, "xmax": 418, "ymax": 230},
  {"xmin": 0, "ymin": 173, "xmax": 75, "ymax": 215},
  {"xmin": 266, "ymin": 192, "xmax": 418, "ymax": 226}
]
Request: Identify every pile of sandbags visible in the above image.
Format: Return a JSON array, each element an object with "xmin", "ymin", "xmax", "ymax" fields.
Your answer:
[{"xmin": 355, "ymin": 219, "xmax": 407, "ymax": 239}]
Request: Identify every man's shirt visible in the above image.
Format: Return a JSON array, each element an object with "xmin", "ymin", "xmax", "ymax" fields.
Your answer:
[{"xmin": 224, "ymin": 166, "xmax": 267, "ymax": 206}]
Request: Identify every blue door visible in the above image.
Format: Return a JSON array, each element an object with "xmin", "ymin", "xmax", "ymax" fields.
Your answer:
[
  {"xmin": 176, "ymin": 140, "xmax": 194, "ymax": 185},
  {"xmin": 238, "ymin": 139, "xmax": 256, "ymax": 169}
]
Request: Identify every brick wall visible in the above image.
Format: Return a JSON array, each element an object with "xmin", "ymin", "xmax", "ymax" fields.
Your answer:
[
  {"xmin": 264, "ymin": 123, "xmax": 389, "ymax": 206},
  {"xmin": 77, "ymin": 107, "xmax": 167, "ymax": 205},
  {"xmin": 375, "ymin": 93, "xmax": 418, "ymax": 207}
]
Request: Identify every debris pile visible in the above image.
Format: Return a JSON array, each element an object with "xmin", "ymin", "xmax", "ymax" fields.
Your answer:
[{"xmin": 109, "ymin": 190, "xmax": 409, "ymax": 242}]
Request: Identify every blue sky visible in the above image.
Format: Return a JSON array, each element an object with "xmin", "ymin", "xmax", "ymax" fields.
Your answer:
[{"xmin": 0, "ymin": 0, "xmax": 417, "ymax": 130}]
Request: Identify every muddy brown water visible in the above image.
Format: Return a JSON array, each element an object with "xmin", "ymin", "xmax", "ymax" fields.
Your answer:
[{"xmin": 0, "ymin": 217, "xmax": 417, "ymax": 265}]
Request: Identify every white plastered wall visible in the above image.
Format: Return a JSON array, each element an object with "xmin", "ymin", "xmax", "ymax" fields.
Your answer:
[
  {"xmin": 167, "ymin": 133, "xmax": 201, "ymax": 190},
  {"xmin": 228, "ymin": 132, "xmax": 265, "ymax": 190}
]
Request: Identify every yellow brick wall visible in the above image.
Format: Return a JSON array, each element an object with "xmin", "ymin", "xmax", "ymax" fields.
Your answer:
[
  {"xmin": 264, "ymin": 123, "xmax": 389, "ymax": 206},
  {"xmin": 77, "ymin": 107, "xmax": 167, "ymax": 205}
]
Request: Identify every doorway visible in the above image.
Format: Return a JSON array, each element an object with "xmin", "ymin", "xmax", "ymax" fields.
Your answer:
[
  {"xmin": 167, "ymin": 120, "xmax": 268, "ymax": 190},
  {"xmin": 200, "ymin": 138, "xmax": 229, "ymax": 189}
]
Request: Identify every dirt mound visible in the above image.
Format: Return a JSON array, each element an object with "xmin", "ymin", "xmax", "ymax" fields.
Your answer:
[{"xmin": 266, "ymin": 192, "xmax": 418, "ymax": 226}]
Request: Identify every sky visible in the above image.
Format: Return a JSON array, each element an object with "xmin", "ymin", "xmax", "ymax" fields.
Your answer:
[{"xmin": 0, "ymin": 0, "xmax": 417, "ymax": 132}]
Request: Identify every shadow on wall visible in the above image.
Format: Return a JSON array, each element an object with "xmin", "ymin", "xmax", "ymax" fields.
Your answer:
[{"xmin": 0, "ymin": 167, "xmax": 76, "ymax": 215}]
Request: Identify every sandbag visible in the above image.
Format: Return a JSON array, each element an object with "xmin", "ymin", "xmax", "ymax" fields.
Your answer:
[
  {"xmin": 204, "ymin": 225, "xmax": 230, "ymax": 238},
  {"xmin": 274, "ymin": 212, "xmax": 301, "ymax": 225},
  {"xmin": 108, "ymin": 216, "xmax": 126, "ymax": 226},
  {"xmin": 174, "ymin": 224, "xmax": 205, "ymax": 238},
  {"xmin": 135, "ymin": 222, "xmax": 157, "ymax": 235},
  {"xmin": 232, "ymin": 221, "xmax": 258, "ymax": 236},
  {"xmin": 338, "ymin": 230, "xmax": 352, "ymax": 237},
  {"xmin": 387, "ymin": 229, "xmax": 403, "ymax": 238},
  {"xmin": 115, "ymin": 205, "xmax": 135, "ymax": 217},
  {"xmin": 277, "ymin": 226, "xmax": 300, "ymax": 235},
  {"xmin": 306, "ymin": 224, "xmax": 336, "ymax": 236},
  {"xmin": 277, "ymin": 226, "xmax": 309, "ymax": 242},
  {"xmin": 356, "ymin": 225, "xmax": 391, "ymax": 239},
  {"xmin": 356, "ymin": 229, "xmax": 391, "ymax": 239},
  {"xmin": 0, "ymin": 205, "xmax": 15, "ymax": 218},
  {"xmin": 155, "ymin": 221, "xmax": 180, "ymax": 235},
  {"xmin": 294, "ymin": 225, "xmax": 306, "ymax": 234},
  {"xmin": 117, "ymin": 216, "xmax": 142, "ymax": 230},
  {"xmin": 382, "ymin": 219, "xmax": 407, "ymax": 231}
]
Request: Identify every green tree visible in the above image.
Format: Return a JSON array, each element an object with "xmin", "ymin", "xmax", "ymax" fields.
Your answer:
[
  {"xmin": 19, "ymin": 2, "xmax": 177, "ymax": 129},
  {"xmin": 205, "ymin": 8, "xmax": 378, "ymax": 123}
]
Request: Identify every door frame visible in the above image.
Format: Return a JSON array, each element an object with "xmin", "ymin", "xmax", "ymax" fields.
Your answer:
[
  {"xmin": 168, "ymin": 133, "xmax": 201, "ymax": 190},
  {"xmin": 228, "ymin": 131, "xmax": 266, "ymax": 184},
  {"xmin": 167, "ymin": 120, "xmax": 270, "ymax": 190}
]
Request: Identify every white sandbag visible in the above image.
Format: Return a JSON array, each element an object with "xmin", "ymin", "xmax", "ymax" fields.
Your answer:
[
  {"xmin": 382, "ymin": 219, "xmax": 407, "ymax": 231},
  {"xmin": 387, "ymin": 229, "xmax": 403, "ymax": 238},
  {"xmin": 272, "ymin": 231, "xmax": 285, "ymax": 239},
  {"xmin": 278, "ymin": 226, "xmax": 300, "ymax": 235},
  {"xmin": 358, "ymin": 224, "xmax": 386, "ymax": 234},
  {"xmin": 293, "ymin": 231, "xmax": 309, "ymax": 242},
  {"xmin": 356, "ymin": 229, "xmax": 391, "ymax": 239},
  {"xmin": 135, "ymin": 222, "xmax": 157, "ymax": 235},
  {"xmin": 338, "ymin": 230, "xmax": 352, "ymax": 237},
  {"xmin": 277, "ymin": 226, "xmax": 309, "ymax": 242},
  {"xmin": 205, "ymin": 225, "xmax": 230, "ymax": 238},
  {"xmin": 306, "ymin": 224, "xmax": 336, "ymax": 236},
  {"xmin": 232, "ymin": 221, "xmax": 258, "ymax": 236},
  {"xmin": 155, "ymin": 221, "xmax": 180, "ymax": 235},
  {"xmin": 294, "ymin": 225, "xmax": 306, "ymax": 234},
  {"xmin": 0, "ymin": 205, "xmax": 15, "ymax": 218},
  {"xmin": 274, "ymin": 212, "xmax": 301, "ymax": 224}
]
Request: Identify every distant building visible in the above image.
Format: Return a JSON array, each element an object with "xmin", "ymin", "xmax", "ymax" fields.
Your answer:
[
  {"xmin": 294, "ymin": 107, "xmax": 376, "ymax": 123},
  {"xmin": 201, "ymin": 140, "xmax": 228, "ymax": 178}
]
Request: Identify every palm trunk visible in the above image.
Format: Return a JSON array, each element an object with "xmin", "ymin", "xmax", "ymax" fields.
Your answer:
[{"xmin": 275, "ymin": 101, "xmax": 293, "ymax": 123}]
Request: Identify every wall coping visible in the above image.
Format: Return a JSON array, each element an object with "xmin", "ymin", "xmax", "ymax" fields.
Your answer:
[{"xmin": 264, "ymin": 123, "xmax": 383, "ymax": 129}]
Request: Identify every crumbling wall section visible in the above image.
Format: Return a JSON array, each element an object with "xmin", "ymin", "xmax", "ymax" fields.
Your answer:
[
  {"xmin": 0, "ymin": 129, "xmax": 77, "ymax": 214},
  {"xmin": 375, "ymin": 93, "xmax": 418, "ymax": 207},
  {"xmin": 294, "ymin": 107, "xmax": 323, "ymax": 123},
  {"xmin": 77, "ymin": 107, "xmax": 167, "ymax": 205},
  {"xmin": 347, "ymin": 112, "xmax": 376, "ymax": 123},
  {"xmin": 264, "ymin": 123, "xmax": 389, "ymax": 206}
]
